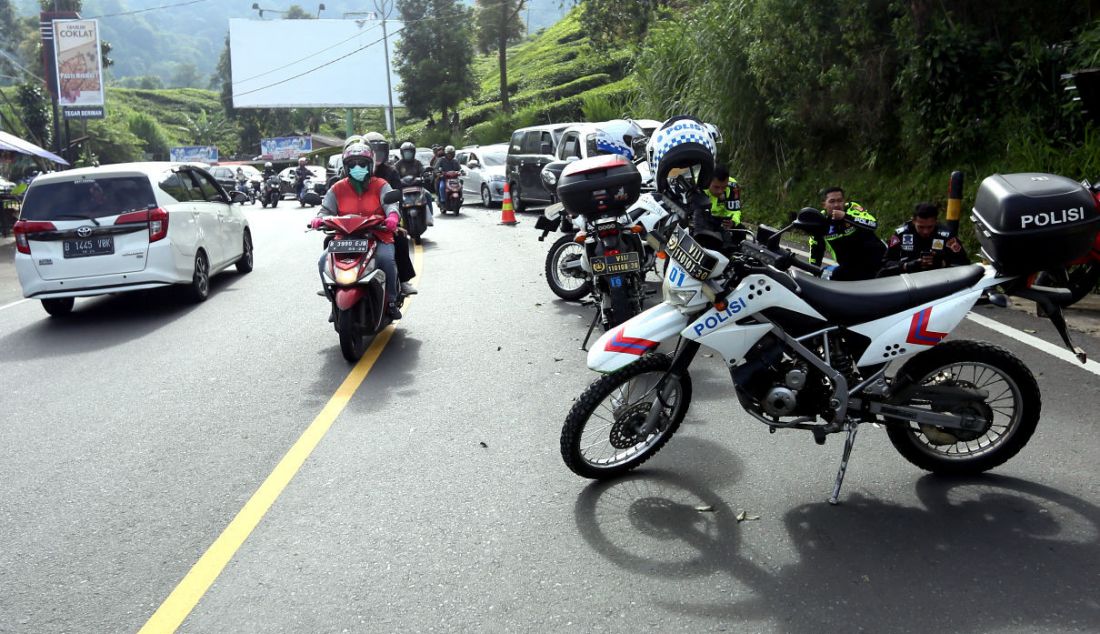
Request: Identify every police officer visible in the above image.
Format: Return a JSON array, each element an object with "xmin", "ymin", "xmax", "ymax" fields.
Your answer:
[
  {"xmin": 694, "ymin": 163, "xmax": 743, "ymax": 233},
  {"xmin": 808, "ymin": 186, "xmax": 886, "ymax": 281},
  {"xmin": 880, "ymin": 202, "xmax": 969, "ymax": 276}
]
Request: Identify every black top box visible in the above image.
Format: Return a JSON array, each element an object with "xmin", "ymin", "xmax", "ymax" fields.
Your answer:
[
  {"xmin": 557, "ymin": 155, "xmax": 641, "ymax": 218},
  {"xmin": 971, "ymin": 172, "xmax": 1100, "ymax": 275}
]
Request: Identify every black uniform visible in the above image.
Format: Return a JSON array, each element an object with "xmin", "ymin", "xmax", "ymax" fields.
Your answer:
[
  {"xmin": 396, "ymin": 159, "xmax": 424, "ymax": 180},
  {"xmin": 374, "ymin": 162, "xmax": 401, "ymax": 189},
  {"xmin": 880, "ymin": 221, "xmax": 969, "ymax": 276}
]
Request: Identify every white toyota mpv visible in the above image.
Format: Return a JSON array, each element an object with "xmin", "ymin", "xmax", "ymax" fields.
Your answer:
[{"xmin": 13, "ymin": 162, "xmax": 254, "ymax": 316}]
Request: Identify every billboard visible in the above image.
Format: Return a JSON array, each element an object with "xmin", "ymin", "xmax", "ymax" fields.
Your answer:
[
  {"xmin": 229, "ymin": 18, "xmax": 403, "ymax": 108},
  {"xmin": 170, "ymin": 146, "xmax": 219, "ymax": 164},
  {"xmin": 260, "ymin": 136, "xmax": 312, "ymax": 160},
  {"xmin": 52, "ymin": 19, "xmax": 105, "ymax": 108}
]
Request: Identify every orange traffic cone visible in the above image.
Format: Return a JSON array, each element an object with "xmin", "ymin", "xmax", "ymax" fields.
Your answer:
[{"xmin": 500, "ymin": 182, "xmax": 519, "ymax": 225}]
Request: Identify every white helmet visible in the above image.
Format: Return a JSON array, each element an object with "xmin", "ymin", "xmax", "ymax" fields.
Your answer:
[
  {"xmin": 645, "ymin": 116, "xmax": 716, "ymax": 193},
  {"xmin": 264, "ymin": 161, "xmax": 273, "ymax": 168}
]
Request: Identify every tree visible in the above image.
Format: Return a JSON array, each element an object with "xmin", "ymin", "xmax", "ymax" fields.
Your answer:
[
  {"xmin": 170, "ymin": 62, "xmax": 203, "ymax": 88},
  {"xmin": 284, "ymin": 4, "xmax": 315, "ymax": 19},
  {"xmin": 0, "ymin": 0, "xmax": 17, "ymax": 83},
  {"xmin": 394, "ymin": 0, "xmax": 477, "ymax": 122},
  {"xmin": 177, "ymin": 109, "xmax": 235, "ymax": 148},
  {"xmin": 39, "ymin": 0, "xmax": 81, "ymax": 10},
  {"xmin": 16, "ymin": 82, "xmax": 51, "ymax": 149},
  {"xmin": 475, "ymin": 0, "xmax": 524, "ymax": 113}
]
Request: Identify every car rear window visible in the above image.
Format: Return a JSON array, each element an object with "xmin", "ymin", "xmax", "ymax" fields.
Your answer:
[{"xmin": 20, "ymin": 176, "xmax": 157, "ymax": 221}]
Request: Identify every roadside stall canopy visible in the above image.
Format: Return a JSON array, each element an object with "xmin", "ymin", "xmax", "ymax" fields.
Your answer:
[{"xmin": 0, "ymin": 130, "xmax": 69, "ymax": 166}]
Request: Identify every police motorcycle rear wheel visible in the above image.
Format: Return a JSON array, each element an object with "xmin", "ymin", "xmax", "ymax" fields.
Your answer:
[
  {"xmin": 885, "ymin": 340, "xmax": 1040, "ymax": 475},
  {"xmin": 561, "ymin": 353, "xmax": 692, "ymax": 479},
  {"xmin": 545, "ymin": 232, "xmax": 592, "ymax": 301}
]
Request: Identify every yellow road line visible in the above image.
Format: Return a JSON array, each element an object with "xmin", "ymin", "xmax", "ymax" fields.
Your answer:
[{"xmin": 140, "ymin": 243, "xmax": 424, "ymax": 633}]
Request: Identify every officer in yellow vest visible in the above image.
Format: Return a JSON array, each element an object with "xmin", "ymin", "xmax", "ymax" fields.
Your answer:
[{"xmin": 694, "ymin": 164, "xmax": 743, "ymax": 233}]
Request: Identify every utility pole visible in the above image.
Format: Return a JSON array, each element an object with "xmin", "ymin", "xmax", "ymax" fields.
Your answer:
[{"xmin": 374, "ymin": 0, "xmax": 396, "ymax": 138}]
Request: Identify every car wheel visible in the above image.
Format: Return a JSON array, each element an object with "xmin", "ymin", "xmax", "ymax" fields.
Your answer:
[
  {"xmin": 236, "ymin": 229, "xmax": 254, "ymax": 273},
  {"xmin": 187, "ymin": 250, "xmax": 210, "ymax": 303},
  {"xmin": 41, "ymin": 297, "xmax": 74, "ymax": 317},
  {"xmin": 510, "ymin": 183, "xmax": 526, "ymax": 213},
  {"xmin": 481, "ymin": 184, "xmax": 492, "ymax": 207}
]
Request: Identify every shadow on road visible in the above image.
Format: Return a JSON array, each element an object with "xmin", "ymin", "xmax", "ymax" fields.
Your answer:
[
  {"xmin": 0, "ymin": 271, "xmax": 246, "ymax": 361},
  {"xmin": 574, "ymin": 471, "xmax": 1100, "ymax": 631}
]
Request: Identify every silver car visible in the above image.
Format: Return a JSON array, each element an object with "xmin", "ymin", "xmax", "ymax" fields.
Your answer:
[{"xmin": 458, "ymin": 144, "xmax": 509, "ymax": 207}]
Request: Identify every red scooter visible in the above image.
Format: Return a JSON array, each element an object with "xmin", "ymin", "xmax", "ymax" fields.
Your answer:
[
  {"xmin": 441, "ymin": 170, "xmax": 463, "ymax": 214},
  {"xmin": 310, "ymin": 213, "xmax": 403, "ymax": 362}
]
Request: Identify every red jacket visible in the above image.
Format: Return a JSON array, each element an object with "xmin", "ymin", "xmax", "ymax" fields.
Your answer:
[{"xmin": 331, "ymin": 177, "xmax": 394, "ymax": 244}]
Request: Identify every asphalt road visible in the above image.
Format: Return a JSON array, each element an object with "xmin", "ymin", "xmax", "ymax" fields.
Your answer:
[{"xmin": 2, "ymin": 202, "xmax": 1100, "ymax": 633}]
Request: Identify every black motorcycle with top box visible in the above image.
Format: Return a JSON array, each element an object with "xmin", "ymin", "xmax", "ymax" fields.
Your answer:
[
  {"xmin": 971, "ymin": 172, "xmax": 1100, "ymax": 275},
  {"xmin": 541, "ymin": 155, "xmax": 650, "ymax": 334}
]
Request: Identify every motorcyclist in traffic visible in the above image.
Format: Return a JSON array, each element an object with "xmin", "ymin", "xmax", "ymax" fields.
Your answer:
[
  {"xmin": 396, "ymin": 140, "xmax": 436, "ymax": 224},
  {"xmin": 311, "ymin": 142, "xmax": 403, "ymax": 320},
  {"xmin": 365, "ymin": 132, "xmax": 420, "ymax": 296},
  {"xmin": 435, "ymin": 145, "xmax": 462, "ymax": 201},
  {"xmin": 262, "ymin": 161, "xmax": 277, "ymax": 179},
  {"xmin": 293, "ymin": 157, "xmax": 311, "ymax": 201}
]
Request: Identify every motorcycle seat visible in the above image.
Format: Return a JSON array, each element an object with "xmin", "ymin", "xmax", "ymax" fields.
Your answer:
[{"xmin": 790, "ymin": 264, "xmax": 985, "ymax": 325}]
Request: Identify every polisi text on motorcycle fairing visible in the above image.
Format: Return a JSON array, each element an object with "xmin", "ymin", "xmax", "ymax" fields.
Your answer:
[
  {"xmin": 1020, "ymin": 206, "xmax": 1086, "ymax": 228},
  {"xmin": 693, "ymin": 297, "xmax": 750, "ymax": 336}
]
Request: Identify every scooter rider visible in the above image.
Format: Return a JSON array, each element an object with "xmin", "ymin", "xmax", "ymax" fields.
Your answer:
[
  {"xmin": 311, "ymin": 142, "xmax": 403, "ymax": 320},
  {"xmin": 435, "ymin": 145, "xmax": 461, "ymax": 201},
  {"xmin": 396, "ymin": 140, "xmax": 436, "ymax": 222},
  {"xmin": 365, "ymin": 132, "xmax": 420, "ymax": 296},
  {"xmin": 262, "ymin": 161, "xmax": 277, "ymax": 179},
  {"xmin": 294, "ymin": 157, "xmax": 311, "ymax": 201}
]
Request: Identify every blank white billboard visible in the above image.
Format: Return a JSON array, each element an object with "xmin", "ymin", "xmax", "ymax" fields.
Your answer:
[{"xmin": 229, "ymin": 18, "xmax": 403, "ymax": 108}]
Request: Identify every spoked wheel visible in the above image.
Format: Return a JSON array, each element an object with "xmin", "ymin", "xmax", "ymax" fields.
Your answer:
[
  {"xmin": 561, "ymin": 353, "xmax": 692, "ymax": 479},
  {"xmin": 886, "ymin": 340, "xmax": 1039, "ymax": 475},
  {"xmin": 336, "ymin": 308, "xmax": 368, "ymax": 362},
  {"xmin": 545, "ymin": 233, "xmax": 592, "ymax": 301},
  {"xmin": 186, "ymin": 250, "xmax": 210, "ymax": 303}
]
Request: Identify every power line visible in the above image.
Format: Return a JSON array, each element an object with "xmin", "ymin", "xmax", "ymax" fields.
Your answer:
[
  {"xmin": 233, "ymin": 21, "xmax": 382, "ymax": 84},
  {"xmin": 85, "ymin": 0, "xmax": 212, "ymax": 19},
  {"xmin": 234, "ymin": 26, "xmax": 405, "ymax": 98}
]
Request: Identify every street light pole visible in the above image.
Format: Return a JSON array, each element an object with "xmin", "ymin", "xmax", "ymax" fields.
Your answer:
[{"xmin": 374, "ymin": 0, "xmax": 396, "ymax": 138}]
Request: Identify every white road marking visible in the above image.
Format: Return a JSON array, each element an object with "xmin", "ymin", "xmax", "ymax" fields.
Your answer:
[
  {"xmin": 966, "ymin": 312, "xmax": 1100, "ymax": 376},
  {"xmin": 0, "ymin": 298, "xmax": 28, "ymax": 312}
]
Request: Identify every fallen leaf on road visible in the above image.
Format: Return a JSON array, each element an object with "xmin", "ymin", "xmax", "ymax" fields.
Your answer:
[
  {"xmin": 695, "ymin": 505, "xmax": 714, "ymax": 512},
  {"xmin": 554, "ymin": 357, "xmax": 563, "ymax": 362},
  {"xmin": 1024, "ymin": 329, "xmax": 1037, "ymax": 334},
  {"xmin": 479, "ymin": 441, "xmax": 488, "ymax": 448},
  {"xmin": 535, "ymin": 303, "xmax": 542, "ymax": 307},
  {"xmin": 497, "ymin": 346, "xmax": 502, "ymax": 351}
]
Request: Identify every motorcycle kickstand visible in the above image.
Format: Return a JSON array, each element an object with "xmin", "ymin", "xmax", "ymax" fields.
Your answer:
[
  {"xmin": 828, "ymin": 420, "xmax": 861, "ymax": 506},
  {"xmin": 580, "ymin": 308, "xmax": 600, "ymax": 351}
]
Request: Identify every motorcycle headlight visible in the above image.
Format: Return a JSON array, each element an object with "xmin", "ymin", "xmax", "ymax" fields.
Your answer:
[
  {"xmin": 335, "ymin": 268, "xmax": 359, "ymax": 285},
  {"xmin": 541, "ymin": 169, "xmax": 557, "ymax": 187},
  {"xmin": 666, "ymin": 288, "xmax": 696, "ymax": 306}
]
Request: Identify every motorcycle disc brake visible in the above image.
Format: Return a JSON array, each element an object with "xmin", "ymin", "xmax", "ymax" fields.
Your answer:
[{"xmin": 609, "ymin": 402, "xmax": 659, "ymax": 449}]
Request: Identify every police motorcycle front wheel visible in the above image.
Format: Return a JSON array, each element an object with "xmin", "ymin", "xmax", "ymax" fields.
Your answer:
[{"xmin": 561, "ymin": 353, "xmax": 692, "ymax": 479}]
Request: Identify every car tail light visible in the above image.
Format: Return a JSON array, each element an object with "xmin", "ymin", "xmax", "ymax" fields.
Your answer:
[
  {"xmin": 148, "ymin": 207, "xmax": 169, "ymax": 242},
  {"xmin": 12, "ymin": 220, "xmax": 56, "ymax": 255}
]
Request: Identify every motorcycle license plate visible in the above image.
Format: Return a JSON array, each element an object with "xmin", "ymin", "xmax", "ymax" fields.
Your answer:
[
  {"xmin": 589, "ymin": 251, "xmax": 640, "ymax": 276},
  {"xmin": 329, "ymin": 239, "xmax": 372, "ymax": 253},
  {"xmin": 665, "ymin": 228, "xmax": 717, "ymax": 280}
]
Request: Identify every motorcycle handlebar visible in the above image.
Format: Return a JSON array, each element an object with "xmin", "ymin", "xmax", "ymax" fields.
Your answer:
[{"xmin": 740, "ymin": 241, "xmax": 824, "ymax": 276}]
